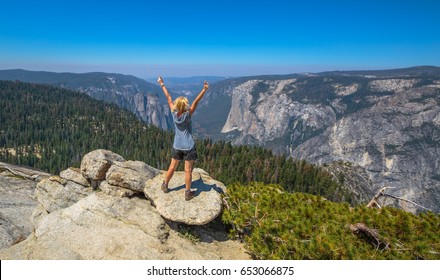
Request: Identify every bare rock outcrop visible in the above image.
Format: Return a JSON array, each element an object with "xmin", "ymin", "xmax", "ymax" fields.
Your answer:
[
  {"xmin": 80, "ymin": 149, "xmax": 125, "ymax": 182},
  {"xmin": 144, "ymin": 168, "xmax": 226, "ymax": 225},
  {"xmin": 34, "ymin": 176, "xmax": 93, "ymax": 214},
  {"xmin": 106, "ymin": 160, "xmax": 160, "ymax": 193},
  {"xmin": 1, "ymin": 193, "xmax": 168, "ymax": 259},
  {"xmin": 0, "ymin": 162, "xmax": 50, "ymax": 251},
  {"xmin": 0, "ymin": 151, "xmax": 247, "ymax": 260},
  {"xmin": 99, "ymin": 181, "xmax": 136, "ymax": 198},
  {"xmin": 0, "ymin": 192, "xmax": 247, "ymax": 260},
  {"xmin": 60, "ymin": 167, "xmax": 90, "ymax": 187}
]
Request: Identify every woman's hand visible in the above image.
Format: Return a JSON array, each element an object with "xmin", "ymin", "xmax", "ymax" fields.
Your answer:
[
  {"xmin": 190, "ymin": 81, "xmax": 209, "ymax": 115},
  {"xmin": 158, "ymin": 76, "xmax": 173, "ymax": 109},
  {"xmin": 157, "ymin": 76, "xmax": 164, "ymax": 86}
]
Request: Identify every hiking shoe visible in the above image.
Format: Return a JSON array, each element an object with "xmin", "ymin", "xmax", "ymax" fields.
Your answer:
[
  {"xmin": 185, "ymin": 190, "xmax": 195, "ymax": 201},
  {"xmin": 161, "ymin": 181, "xmax": 169, "ymax": 193}
]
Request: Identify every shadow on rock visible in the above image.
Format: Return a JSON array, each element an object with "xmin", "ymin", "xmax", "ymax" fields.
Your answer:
[
  {"xmin": 169, "ymin": 177, "xmax": 225, "ymax": 197},
  {"xmin": 164, "ymin": 216, "xmax": 230, "ymax": 244}
]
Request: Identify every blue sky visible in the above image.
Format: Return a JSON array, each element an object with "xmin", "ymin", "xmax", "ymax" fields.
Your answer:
[{"xmin": 1, "ymin": 0, "xmax": 439, "ymax": 78}]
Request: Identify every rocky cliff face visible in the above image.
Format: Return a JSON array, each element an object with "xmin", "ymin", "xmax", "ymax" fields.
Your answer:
[
  {"xmin": 194, "ymin": 67, "xmax": 440, "ymax": 212},
  {"xmin": 0, "ymin": 70, "xmax": 172, "ymax": 130},
  {"xmin": 219, "ymin": 78, "xmax": 336, "ymax": 151},
  {"xmin": 73, "ymin": 76, "xmax": 172, "ymax": 130},
  {"xmin": 0, "ymin": 151, "xmax": 248, "ymax": 260},
  {"xmin": 294, "ymin": 85, "xmax": 440, "ymax": 212},
  {"xmin": 132, "ymin": 92, "xmax": 172, "ymax": 130}
]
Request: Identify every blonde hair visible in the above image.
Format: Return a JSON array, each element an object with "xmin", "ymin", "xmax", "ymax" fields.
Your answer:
[{"xmin": 173, "ymin": 96, "xmax": 189, "ymax": 113}]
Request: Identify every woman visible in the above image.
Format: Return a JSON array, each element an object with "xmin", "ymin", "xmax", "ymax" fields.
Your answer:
[{"xmin": 158, "ymin": 76, "xmax": 209, "ymax": 201}]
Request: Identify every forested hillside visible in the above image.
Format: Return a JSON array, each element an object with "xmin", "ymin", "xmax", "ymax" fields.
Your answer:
[
  {"xmin": 0, "ymin": 69, "xmax": 172, "ymax": 130},
  {"xmin": 0, "ymin": 80, "xmax": 170, "ymax": 171},
  {"xmin": 0, "ymin": 80, "xmax": 352, "ymax": 202},
  {"xmin": 223, "ymin": 182, "xmax": 440, "ymax": 259}
]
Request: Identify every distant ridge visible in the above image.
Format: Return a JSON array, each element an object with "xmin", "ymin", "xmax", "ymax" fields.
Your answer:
[
  {"xmin": 0, "ymin": 69, "xmax": 157, "ymax": 90},
  {"xmin": 0, "ymin": 69, "xmax": 172, "ymax": 129},
  {"xmin": 317, "ymin": 66, "xmax": 440, "ymax": 77}
]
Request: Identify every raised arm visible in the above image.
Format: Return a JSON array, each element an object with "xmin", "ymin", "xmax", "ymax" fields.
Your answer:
[
  {"xmin": 189, "ymin": 81, "xmax": 209, "ymax": 115},
  {"xmin": 157, "ymin": 76, "xmax": 174, "ymax": 111}
]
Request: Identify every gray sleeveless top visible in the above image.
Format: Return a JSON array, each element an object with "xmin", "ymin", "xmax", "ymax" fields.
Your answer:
[{"xmin": 172, "ymin": 111, "xmax": 195, "ymax": 151}]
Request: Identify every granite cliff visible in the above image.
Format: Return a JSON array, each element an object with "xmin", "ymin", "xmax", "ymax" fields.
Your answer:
[{"xmin": 194, "ymin": 66, "xmax": 440, "ymax": 212}]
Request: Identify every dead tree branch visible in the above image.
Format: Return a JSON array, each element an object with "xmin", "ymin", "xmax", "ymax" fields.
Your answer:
[
  {"xmin": 349, "ymin": 223, "xmax": 390, "ymax": 250},
  {"xmin": 367, "ymin": 187, "xmax": 395, "ymax": 208},
  {"xmin": 382, "ymin": 193, "xmax": 433, "ymax": 212},
  {"xmin": 367, "ymin": 186, "xmax": 433, "ymax": 212},
  {"xmin": 222, "ymin": 197, "xmax": 230, "ymax": 210}
]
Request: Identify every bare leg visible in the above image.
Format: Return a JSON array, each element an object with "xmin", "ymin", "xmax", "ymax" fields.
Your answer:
[
  {"xmin": 184, "ymin": 160, "xmax": 194, "ymax": 191},
  {"xmin": 164, "ymin": 158, "xmax": 180, "ymax": 186}
]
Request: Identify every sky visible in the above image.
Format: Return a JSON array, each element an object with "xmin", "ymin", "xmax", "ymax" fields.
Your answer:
[{"xmin": 0, "ymin": 0, "xmax": 439, "ymax": 78}]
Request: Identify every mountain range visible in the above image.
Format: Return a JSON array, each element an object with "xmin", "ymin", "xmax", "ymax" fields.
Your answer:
[
  {"xmin": 1, "ymin": 66, "xmax": 440, "ymax": 212},
  {"xmin": 0, "ymin": 69, "xmax": 172, "ymax": 130},
  {"xmin": 0, "ymin": 70, "xmax": 229, "ymax": 131},
  {"xmin": 193, "ymin": 66, "xmax": 440, "ymax": 212}
]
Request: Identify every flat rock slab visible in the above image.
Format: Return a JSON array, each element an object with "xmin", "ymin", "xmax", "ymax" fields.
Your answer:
[
  {"xmin": 0, "ymin": 173, "xmax": 39, "ymax": 250},
  {"xmin": 0, "ymin": 193, "xmax": 169, "ymax": 260},
  {"xmin": 0, "ymin": 162, "xmax": 50, "ymax": 182},
  {"xmin": 144, "ymin": 169, "xmax": 226, "ymax": 225}
]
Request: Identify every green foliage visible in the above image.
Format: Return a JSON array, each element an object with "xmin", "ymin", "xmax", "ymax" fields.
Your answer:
[
  {"xmin": 0, "ymin": 80, "xmax": 351, "ymax": 203},
  {"xmin": 175, "ymin": 224, "xmax": 200, "ymax": 244},
  {"xmin": 0, "ymin": 80, "xmax": 173, "ymax": 172},
  {"xmin": 222, "ymin": 182, "xmax": 440, "ymax": 260},
  {"xmin": 198, "ymin": 140, "xmax": 352, "ymax": 203}
]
